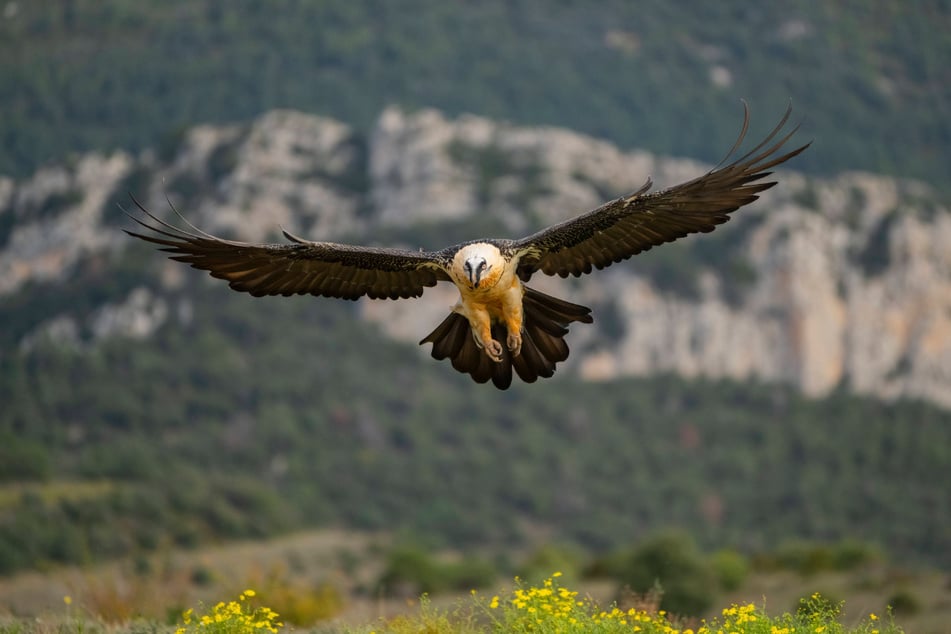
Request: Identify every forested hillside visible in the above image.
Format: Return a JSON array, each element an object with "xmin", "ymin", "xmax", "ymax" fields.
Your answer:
[
  {"xmin": 3, "ymin": 276, "xmax": 951, "ymax": 576},
  {"xmin": 1, "ymin": 1, "xmax": 949, "ymax": 191}
]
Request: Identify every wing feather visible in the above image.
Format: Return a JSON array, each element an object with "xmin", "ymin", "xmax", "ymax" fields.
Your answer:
[
  {"xmin": 512, "ymin": 102, "xmax": 809, "ymax": 280},
  {"xmin": 123, "ymin": 196, "xmax": 451, "ymax": 300}
]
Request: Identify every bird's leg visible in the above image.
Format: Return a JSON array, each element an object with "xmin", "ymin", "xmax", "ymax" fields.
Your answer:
[
  {"xmin": 503, "ymin": 310, "xmax": 522, "ymax": 357},
  {"xmin": 506, "ymin": 332, "xmax": 522, "ymax": 357},
  {"xmin": 501, "ymin": 282, "xmax": 524, "ymax": 357},
  {"xmin": 467, "ymin": 307, "xmax": 504, "ymax": 363}
]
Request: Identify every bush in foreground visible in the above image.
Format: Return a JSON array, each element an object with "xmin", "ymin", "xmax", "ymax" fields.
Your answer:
[
  {"xmin": 11, "ymin": 576, "xmax": 901, "ymax": 634},
  {"xmin": 169, "ymin": 575, "xmax": 901, "ymax": 634},
  {"xmin": 175, "ymin": 589, "xmax": 282, "ymax": 634},
  {"xmin": 604, "ymin": 531, "xmax": 717, "ymax": 617},
  {"xmin": 453, "ymin": 577, "xmax": 898, "ymax": 634}
]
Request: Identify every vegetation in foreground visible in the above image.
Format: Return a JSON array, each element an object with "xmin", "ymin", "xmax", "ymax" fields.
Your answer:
[
  {"xmin": 21, "ymin": 575, "xmax": 901, "ymax": 634},
  {"xmin": 4, "ymin": 527, "xmax": 945, "ymax": 633},
  {"xmin": 344, "ymin": 577, "xmax": 901, "ymax": 634}
]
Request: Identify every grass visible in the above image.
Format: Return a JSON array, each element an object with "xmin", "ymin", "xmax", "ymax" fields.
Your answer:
[
  {"xmin": 6, "ymin": 574, "xmax": 903, "ymax": 634},
  {"xmin": 1, "ymin": 531, "xmax": 944, "ymax": 632},
  {"xmin": 334, "ymin": 576, "xmax": 901, "ymax": 634}
]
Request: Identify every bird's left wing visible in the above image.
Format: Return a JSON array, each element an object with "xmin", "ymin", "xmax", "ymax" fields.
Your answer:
[
  {"xmin": 511, "ymin": 103, "xmax": 809, "ymax": 280},
  {"xmin": 124, "ymin": 197, "xmax": 450, "ymax": 300}
]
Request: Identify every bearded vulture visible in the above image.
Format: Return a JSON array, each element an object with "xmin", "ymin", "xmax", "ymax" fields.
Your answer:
[{"xmin": 125, "ymin": 103, "xmax": 808, "ymax": 389}]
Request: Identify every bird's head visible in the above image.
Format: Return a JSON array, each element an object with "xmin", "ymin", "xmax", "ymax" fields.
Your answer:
[
  {"xmin": 464, "ymin": 255, "xmax": 490, "ymax": 288},
  {"xmin": 452, "ymin": 243, "xmax": 502, "ymax": 290}
]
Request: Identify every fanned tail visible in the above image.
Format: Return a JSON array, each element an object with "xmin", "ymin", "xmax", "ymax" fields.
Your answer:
[{"xmin": 419, "ymin": 286, "xmax": 593, "ymax": 389}]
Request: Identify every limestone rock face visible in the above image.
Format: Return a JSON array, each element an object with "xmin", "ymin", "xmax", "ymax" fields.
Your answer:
[
  {"xmin": 0, "ymin": 152, "xmax": 132, "ymax": 294},
  {"xmin": 362, "ymin": 109, "xmax": 951, "ymax": 407},
  {"xmin": 153, "ymin": 110, "xmax": 366, "ymax": 241},
  {"xmin": 370, "ymin": 107, "xmax": 481, "ymax": 227},
  {"xmin": 2, "ymin": 107, "xmax": 949, "ymax": 407}
]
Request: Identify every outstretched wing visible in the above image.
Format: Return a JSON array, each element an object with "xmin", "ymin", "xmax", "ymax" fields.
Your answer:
[
  {"xmin": 123, "ymin": 197, "xmax": 450, "ymax": 300},
  {"xmin": 512, "ymin": 103, "xmax": 809, "ymax": 280}
]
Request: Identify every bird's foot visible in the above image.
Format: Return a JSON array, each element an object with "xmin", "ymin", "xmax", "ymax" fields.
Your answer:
[
  {"xmin": 472, "ymin": 331, "xmax": 504, "ymax": 363},
  {"xmin": 484, "ymin": 339, "xmax": 504, "ymax": 363},
  {"xmin": 506, "ymin": 332, "xmax": 522, "ymax": 357}
]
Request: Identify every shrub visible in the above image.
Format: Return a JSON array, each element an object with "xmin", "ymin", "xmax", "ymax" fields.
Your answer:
[
  {"xmin": 709, "ymin": 548, "xmax": 749, "ymax": 591},
  {"xmin": 261, "ymin": 581, "xmax": 344, "ymax": 625},
  {"xmin": 767, "ymin": 539, "xmax": 882, "ymax": 576},
  {"xmin": 238, "ymin": 564, "xmax": 345, "ymax": 626},
  {"xmin": 774, "ymin": 540, "xmax": 835, "ymax": 576},
  {"xmin": 376, "ymin": 544, "xmax": 495, "ymax": 597},
  {"xmin": 377, "ymin": 544, "xmax": 451, "ymax": 596},
  {"xmin": 443, "ymin": 557, "xmax": 497, "ymax": 593},
  {"xmin": 190, "ymin": 565, "xmax": 216, "ymax": 586},
  {"xmin": 795, "ymin": 591, "xmax": 841, "ymax": 619},
  {"xmin": 611, "ymin": 531, "xmax": 717, "ymax": 617},
  {"xmin": 831, "ymin": 539, "xmax": 882, "ymax": 570},
  {"xmin": 516, "ymin": 543, "xmax": 585, "ymax": 586},
  {"xmin": 887, "ymin": 589, "xmax": 921, "ymax": 616},
  {"xmin": 174, "ymin": 590, "xmax": 281, "ymax": 634}
]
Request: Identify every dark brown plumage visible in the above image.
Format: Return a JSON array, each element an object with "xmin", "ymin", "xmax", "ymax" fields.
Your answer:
[
  {"xmin": 510, "ymin": 102, "xmax": 806, "ymax": 280},
  {"xmin": 420, "ymin": 287, "xmax": 593, "ymax": 388},
  {"xmin": 125, "ymin": 103, "xmax": 808, "ymax": 388}
]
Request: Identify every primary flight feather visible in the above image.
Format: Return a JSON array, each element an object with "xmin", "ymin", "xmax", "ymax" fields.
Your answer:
[{"xmin": 126, "ymin": 103, "xmax": 808, "ymax": 389}]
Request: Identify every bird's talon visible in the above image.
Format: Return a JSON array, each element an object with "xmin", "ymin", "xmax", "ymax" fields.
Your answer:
[
  {"xmin": 485, "ymin": 339, "xmax": 504, "ymax": 363},
  {"xmin": 507, "ymin": 332, "xmax": 522, "ymax": 357}
]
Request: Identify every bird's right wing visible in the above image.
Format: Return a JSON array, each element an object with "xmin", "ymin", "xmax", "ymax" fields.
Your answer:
[
  {"xmin": 124, "ymin": 197, "xmax": 450, "ymax": 300},
  {"xmin": 511, "ymin": 103, "xmax": 809, "ymax": 280}
]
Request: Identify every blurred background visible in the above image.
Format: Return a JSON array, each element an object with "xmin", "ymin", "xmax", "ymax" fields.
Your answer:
[{"xmin": 1, "ymin": 1, "xmax": 950, "ymax": 630}]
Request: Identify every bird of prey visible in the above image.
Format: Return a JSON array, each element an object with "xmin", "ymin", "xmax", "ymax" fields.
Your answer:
[{"xmin": 125, "ymin": 103, "xmax": 807, "ymax": 389}]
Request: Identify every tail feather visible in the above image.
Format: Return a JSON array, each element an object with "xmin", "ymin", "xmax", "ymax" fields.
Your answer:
[
  {"xmin": 524, "ymin": 308, "xmax": 569, "ymax": 338},
  {"xmin": 525, "ymin": 319, "xmax": 569, "ymax": 363},
  {"xmin": 419, "ymin": 286, "xmax": 592, "ymax": 389},
  {"xmin": 524, "ymin": 287, "xmax": 594, "ymax": 325},
  {"xmin": 512, "ymin": 327, "xmax": 555, "ymax": 383},
  {"xmin": 424, "ymin": 310, "xmax": 468, "ymax": 360},
  {"xmin": 469, "ymin": 345, "xmax": 494, "ymax": 384},
  {"xmin": 489, "ymin": 323, "xmax": 515, "ymax": 389}
]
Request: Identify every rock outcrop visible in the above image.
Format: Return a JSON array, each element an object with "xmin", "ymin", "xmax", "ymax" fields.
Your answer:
[{"xmin": 2, "ymin": 107, "xmax": 949, "ymax": 406}]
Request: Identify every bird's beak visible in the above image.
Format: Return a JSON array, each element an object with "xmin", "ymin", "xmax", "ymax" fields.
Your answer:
[{"xmin": 466, "ymin": 258, "xmax": 484, "ymax": 288}]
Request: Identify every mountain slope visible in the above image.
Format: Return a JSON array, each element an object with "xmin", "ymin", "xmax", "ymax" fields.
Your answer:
[{"xmin": 3, "ymin": 107, "xmax": 949, "ymax": 406}]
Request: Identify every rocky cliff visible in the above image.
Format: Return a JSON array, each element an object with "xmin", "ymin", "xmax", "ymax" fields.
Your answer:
[{"xmin": 2, "ymin": 107, "xmax": 949, "ymax": 406}]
